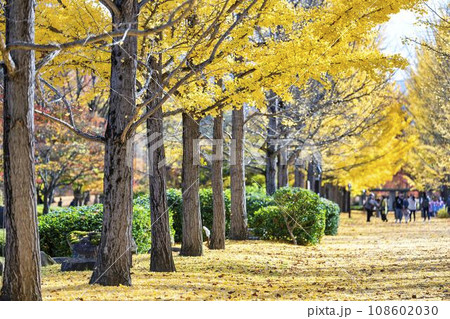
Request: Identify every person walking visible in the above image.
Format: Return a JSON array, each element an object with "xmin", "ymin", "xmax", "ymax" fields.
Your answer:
[
  {"xmin": 394, "ymin": 193, "xmax": 404, "ymax": 223},
  {"xmin": 408, "ymin": 194, "xmax": 417, "ymax": 222},
  {"xmin": 364, "ymin": 194, "xmax": 378, "ymax": 222},
  {"xmin": 421, "ymin": 194, "xmax": 430, "ymax": 222},
  {"xmin": 446, "ymin": 195, "xmax": 450, "ymax": 216},
  {"xmin": 380, "ymin": 195, "xmax": 389, "ymax": 222},
  {"xmin": 403, "ymin": 195, "xmax": 410, "ymax": 223},
  {"xmin": 430, "ymin": 197, "xmax": 439, "ymax": 217}
]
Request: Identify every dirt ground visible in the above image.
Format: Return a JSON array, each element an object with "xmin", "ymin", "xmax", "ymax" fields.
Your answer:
[{"xmin": 2, "ymin": 211, "xmax": 449, "ymax": 300}]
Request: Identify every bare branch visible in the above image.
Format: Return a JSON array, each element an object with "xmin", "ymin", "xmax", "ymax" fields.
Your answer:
[
  {"xmin": 35, "ymin": 50, "xmax": 61, "ymax": 72},
  {"xmin": 35, "ymin": 110, "xmax": 105, "ymax": 143}
]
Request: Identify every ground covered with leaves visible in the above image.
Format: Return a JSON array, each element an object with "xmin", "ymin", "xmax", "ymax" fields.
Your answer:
[{"xmin": 3, "ymin": 212, "xmax": 450, "ymax": 300}]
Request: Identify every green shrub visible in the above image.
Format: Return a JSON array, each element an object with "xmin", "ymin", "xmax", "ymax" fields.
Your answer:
[
  {"xmin": 199, "ymin": 188, "xmax": 231, "ymax": 233},
  {"xmin": 39, "ymin": 205, "xmax": 103, "ymax": 256},
  {"xmin": 167, "ymin": 188, "xmax": 183, "ymax": 242},
  {"xmin": 246, "ymin": 184, "xmax": 274, "ymax": 226},
  {"xmin": 437, "ymin": 207, "xmax": 449, "ymax": 218},
  {"xmin": 133, "ymin": 195, "xmax": 167, "ymax": 254},
  {"xmin": 38, "ymin": 196, "xmax": 173, "ymax": 256},
  {"xmin": 321, "ymin": 198, "xmax": 340, "ymax": 235},
  {"xmin": 168, "ymin": 185, "xmax": 274, "ymax": 242},
  {"xmin": 273, "ymin": 187, "xmax": 326, "ymax": 245},
  {"xmin": 252, "ymin": 206, "xmax": 288, "ymax": 240},
  {"xmin": 169, "ymin": 188, "xmax": 232, "ymax": 242}
]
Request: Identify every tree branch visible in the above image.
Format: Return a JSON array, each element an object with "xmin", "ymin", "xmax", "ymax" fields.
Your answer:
[
  {"xmin": 35, "ymin": 110, "xmax": 105, "ymax": 143},
  {"xmin": 0, "ymin": 32, "xmax": 16, "ymax": 74},
  {"xmin": 7, "ymin": 0, "xmax": 194, "ymax": 52},
  {"xmin": 138, "ymin": 0, "xmax": 152, "ymax": 11},
  {"xmin": 98, "ymin": 0, "xmax": 121, "ymax": 18}
]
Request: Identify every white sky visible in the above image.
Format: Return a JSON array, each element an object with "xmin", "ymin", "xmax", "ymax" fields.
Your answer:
[{"xmin": 380, "ymin": 0, "xmax": 446, "ymax": 84}]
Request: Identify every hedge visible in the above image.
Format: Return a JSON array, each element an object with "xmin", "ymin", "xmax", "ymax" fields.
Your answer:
[
  {"xmin": 321, "ymin": 198, "xmax": 341, "ymax": 235},
  {"xmin": 168, "ymin": 185, "xmax": 273, "ymax": 242},
  {"xmin": 38, "ymin": 196, "xmax": 174, "ymax": 257}
]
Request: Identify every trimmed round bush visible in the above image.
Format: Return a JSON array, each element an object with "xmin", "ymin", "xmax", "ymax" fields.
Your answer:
[
  {"xmin": 252, "ymin": 206, "xmax": 287, "ymax": 240},
  {"xmin": 273, "ymin": 187, "xmax": 326, "ymax": 245},
  {"xmin": 321, "ymin": 198, "xmax": 340, "ymax": 235}
]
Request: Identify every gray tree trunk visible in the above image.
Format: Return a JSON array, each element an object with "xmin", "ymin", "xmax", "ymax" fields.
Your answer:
[
  {"xmin": 146, "ymin": 56, "xmax": 176, "ymax": 271},
  {"xmin": 90, "ymin": 0, "xmax": 137, "ymax": 286},
  {"xmin": 210, "ymin": 113, "xmax": 225, "ymax": 249},
  {"xmin": 294, "ymin": 161, "xmax": 306, "ymax": 188},
  {"xmin": 265, "ymin": 95, "xmax": 277, "ymax": 195},
  {"xmin": 277, "ymin": 146, "xmax": 288, "ymax": 188},
  {"xmin": 307, "ymin": 161, "xmax": 314, "ymax": 191},
  {"xmin": 230, "ymin": 107, "xmax": 248, "ymax": 240},
  {"xmin": 180, "ymin": 113, "xmax": 203, "ymax": 256},
  {"xmin": 276, "ymin": 100, "xmax": 288, "ymax": 189},
  {"xmin": 1, "ymin": 0, "xmax": 42, "ymax": 301}
]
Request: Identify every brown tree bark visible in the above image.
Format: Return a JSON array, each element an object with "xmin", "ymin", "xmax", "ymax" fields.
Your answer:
[
  {"xmin": 230, "ymin": 107, "xmax": 248, "ymax": 240},
  {"xmin": 90, "ymin": 0, "xmax": 137, "ymax": 286},
  {"xmin": 146, "ymin": 55, "xmax": 176, "ymax": 271},
  {"xmin": 210, "ymin": 113, "xmax": 226, "ymax": 249},
  {"xmin": 265, "ymin": 95, "xmax": 277, "ymax": 195},
  {"xmin": 180, "ymin": 113, "xmax": 203, "ymax": 256},
  {"xmin": 1, "ymin": 0, "xmax": 42, "ymax": 301}
]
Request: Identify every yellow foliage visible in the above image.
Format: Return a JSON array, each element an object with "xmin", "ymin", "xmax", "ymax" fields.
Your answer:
[{"xmin": 404, "ymin": 11, "xmax": 450, "ymax": 189}]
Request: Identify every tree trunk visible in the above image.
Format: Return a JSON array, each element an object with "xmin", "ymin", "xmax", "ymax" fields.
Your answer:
[
  {"xmin": 1, "ymin": 0, "xmax": 42, "ymax": 301},
  {"xmin": 42, "ymin": 185, "xmax": 55, "ymax": 215},
  {"xmin": 180, "ymin": 113, "xmax": 203, "ymax": 256},
  {"xmin": 90, "ymin": 0, "xmax": 137, "ymax": 286},
  {"xmin": 307, "ymin": 161, "xmax": 315, "ymax": 191},
  {"xmin": 276, "ymin": 99, "xmax": 288, "ymax": 189},
  {"xmin": 210, "ymin": 113, "xmax": 225, "ymax": 249},
  {"xmin": 265, "ymin": 95, "xmax": 277, "ymax": 195},
  {"xmin": 277, "ymin": 146, "xmax": 288, "ymax": 188},
  {"xmin": 294, "ymin": 160, "xmax": 306, "ymax": 188},
  {"xmin": 43, "ymin": 192, "xmax": 50, "ymax": 215},
  {"xmin": 146, "ymin": 72, "xmax": 176, "ymax": 271},
  {"xmin": 230, "ymin": 107, "xmax": 248, "ymax": 240}
]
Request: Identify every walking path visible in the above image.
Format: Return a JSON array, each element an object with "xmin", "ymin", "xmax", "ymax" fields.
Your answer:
[{"xmin": 32, "ymin": 212, "xmax": 450, "ymax": 300}]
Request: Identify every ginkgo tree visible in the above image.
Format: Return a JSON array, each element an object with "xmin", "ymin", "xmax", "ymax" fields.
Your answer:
[
  {"xmin": 163, "ymin": 0, "xmax": 426, "ymax": 250},
  {"xmin": 0, "ymin": 0, "xmax": 429, "ymax": 297},
  {"xmin": 404, "ymin": 8, "xmax": 449, "ymax": 191}
]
